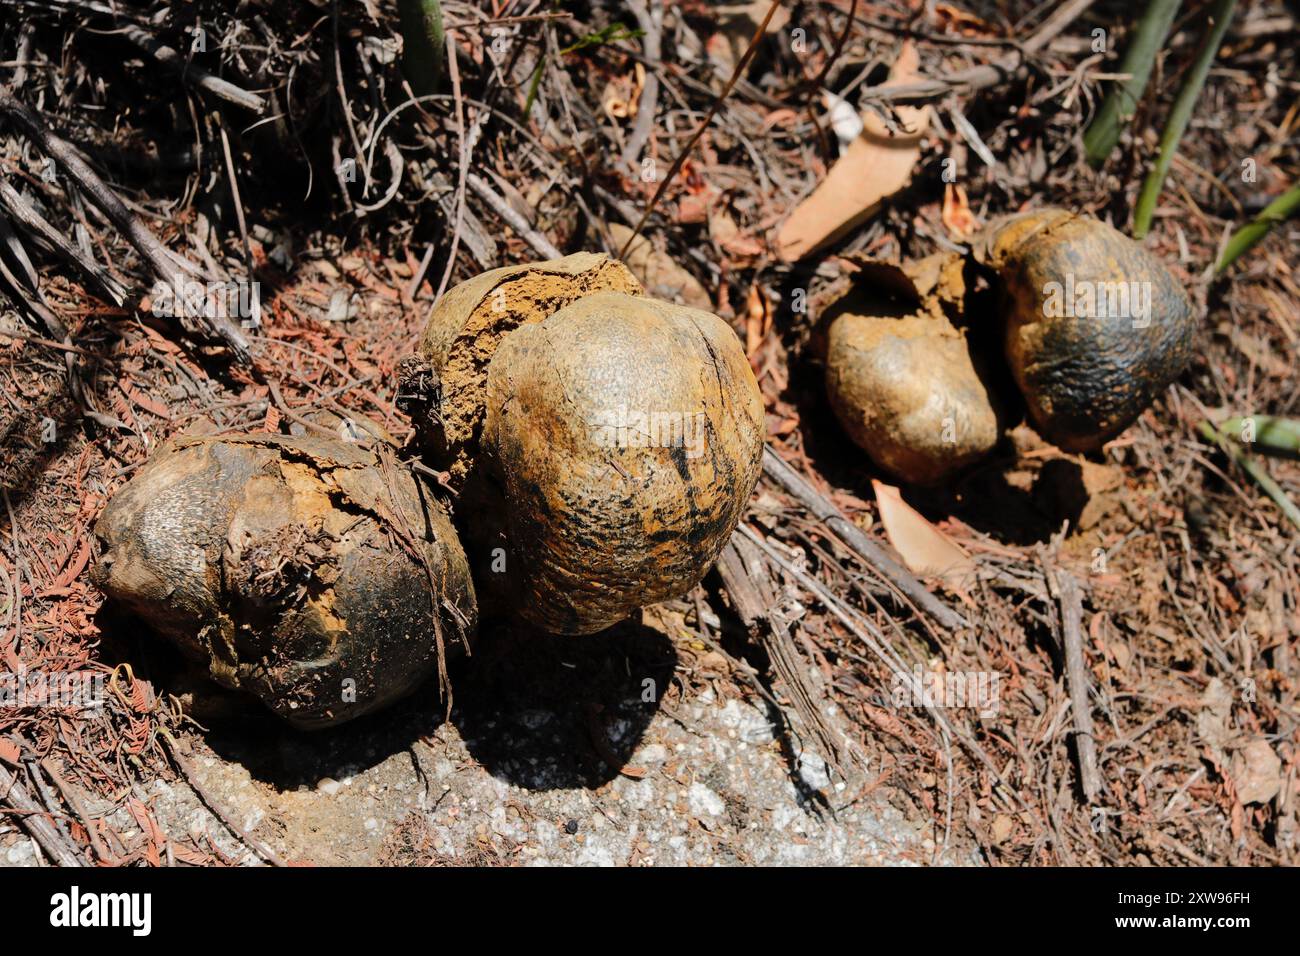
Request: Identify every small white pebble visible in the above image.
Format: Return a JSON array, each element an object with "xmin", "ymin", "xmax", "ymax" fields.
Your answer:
[{"xmin": 687, "ymin": 782, "xmax": 725, "ymax": 817}]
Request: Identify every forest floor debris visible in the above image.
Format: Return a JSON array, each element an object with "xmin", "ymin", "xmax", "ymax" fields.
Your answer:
[{"xmin": 1, "ymin": 0, "xmax": 1296, "ymax": 866}]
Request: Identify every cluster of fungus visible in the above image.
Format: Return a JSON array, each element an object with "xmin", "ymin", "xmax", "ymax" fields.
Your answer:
[
  {"xmin": 94, "ymin": 253, "xmax": 765, "ymax": 726},
  {"xmin": 96, "ymin": 212, "xmax": 1179, "ymax": 727},
  {"xmin": 821, "ymin": 209, "xmax": 1196, "ymax": 483}
]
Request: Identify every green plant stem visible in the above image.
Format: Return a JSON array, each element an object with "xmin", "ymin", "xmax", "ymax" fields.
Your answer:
[
  {"xmin": 1083, "ymin": 0, "xmax": 1183, "ymax": 167},
  {"xmin": 1132, "ymin": 0, "xmax": 1238, "ymax": 238},
  {"xmin": 1219, "ymin": 416, "xmax": 1300, "ymax": 455},
  {"xmin": 1198, "ymin": 420, "xmax": 1300, "ymax": 530},
  {"xmin": 398, "ymin": 0, "xmax": 445, "ymax": 97},
  {"xmin": 1216, "ymin": 180, "xmax": 1300, "ymax": 273}
]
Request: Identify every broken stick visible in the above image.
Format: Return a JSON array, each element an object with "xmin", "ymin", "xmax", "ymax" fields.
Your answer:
[
  {"xmin": 0, "ymin": 90, "xmax": 252, "ymax": 364},
  {"xmin": 860, "ymin": 0, "xmax": 1098, "ymax": 106},
  {"xmin": 761, "ymin": 446, "xmax": 968, "ymax": 631},
  {"xmin": 121, "ymin": 25, "xmax": 267, "ymax": 114},
  {"xmin": 0, "ymin": 760, "xmax": 85, "ymax": 867},
  {"xmin": 0, "ymin": 178, "xmax": 128, "ymax": 305},
  {"xmin": 1058, "ymin": 570, "xmax": 1101, "ymax": 802},
  {"xmin": 162, "ymin": 734, "xmax": 287, "ymax": 867}
]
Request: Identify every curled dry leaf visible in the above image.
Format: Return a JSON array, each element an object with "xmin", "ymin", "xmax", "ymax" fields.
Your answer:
[
  {"xmin": 706, "ymin": 0, "xmax": 792, "ymax": 86},
  {"xmin": 1231, "ymin": 738, "xmax": 1283, "ymax": 805},
  {"xmin": 1196, "ymin": 676, "xmax": 1233, "ymax": 763},
  {"xmin": 872, "ymin": 479, "xmax": 976, "ymax": 588},
  {"xmin": 603, "ymin": 63, "xmax": 646, "ymax": 120},
  {"xmin": 941, "ymin": 182, "xmax": 979, "ymax": 240},
  {"xmin": 775, "ymin": 42, "xmax": 929, "ymax": 262}
]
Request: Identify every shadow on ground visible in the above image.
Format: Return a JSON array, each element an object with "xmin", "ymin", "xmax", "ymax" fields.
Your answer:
[
  {"xmin": 453, "ymin": 618, "xmax": 678, "ymax": 791},
  {"xmin": 96, "ymin": 606, "xmax": 677, "ymax": 794}
]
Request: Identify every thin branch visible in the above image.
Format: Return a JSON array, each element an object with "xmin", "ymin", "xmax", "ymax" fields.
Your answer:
[
  {"xmin": 761, "ymin": 446, "xmax": 969, "ymax": 631},
  {"xmin": 1058, "ymin": 570, "xmax": 1102, "ymax": 802},
  {"xmin": 121, "ymin": 24, "xmax": 266, "ymax": 113},
  {"xmin": 0, "ymin": 89, "xmax": 252, "ymax": 363},
  {"xmin": 466, "ymin": 173, "xmax": 561, "ymax": 259},
  {"xmin": 619, "ymin": 0, "xmax": 785, "ymax": 259}
]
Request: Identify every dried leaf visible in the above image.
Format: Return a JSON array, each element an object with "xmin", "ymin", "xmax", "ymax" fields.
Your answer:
[
  {"xmin": 933, "ymin": 2, "xmax": 1000, "ymax": 36},
  {"xmin": 1196, "ymin": 677, "xmax": 1233, "ymax": 764},
  {"xmin": 707, "ymin": 1, "xmax": 792, "ymax": 84},
  {"xmin": 1231, "ymin": 738, "xmax": 1282, "ymax": 805},
  {"xmin": 744, "ymin": 283, "xmax": 768, "ymax": 357},
  {"xmin": 609, "ymin": 223, "xmax": 711, "ymax": 310},
  {"xmin": 776, "ymin": 43, "xmax": 929, "ymax": 262},
  {"xmin": 603, "ymin": 64, "xmax": 645, "ymax": 120},
  {"xmin": 677, "ymin": 191, "xmax": 711, "ymax": 225},
  {"xmin": 126, "ymin": 797, "xmax": 167, "ymax": 867},
  {"xmin": 872, "ymin": 480, "xmax": 975, "ymax": 587},
  {"xmin": 991, "ymin": 813, "xmax": 1014, "ymax": 843}
]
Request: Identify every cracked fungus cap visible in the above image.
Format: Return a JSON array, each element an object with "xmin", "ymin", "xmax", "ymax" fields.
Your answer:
[
  {"xmin": 819, "ymin": 256, "xmax": 1007, "ymax": 485},
  {"xmin": 480, "ymin": 290, "xmax": 766, "ymax": 635},
  {"xmin": 92, "ymin": 432, "xmax": 476, "ymax": 729},
  {"xmin": 981, "ymin": 208, "xmax": 1196, "ymax": 452},
  {"xmin": 417, "ymin": 251, "xmax": 644, "ymax": 492}
]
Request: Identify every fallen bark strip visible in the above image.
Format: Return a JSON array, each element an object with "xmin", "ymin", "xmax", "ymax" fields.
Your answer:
[
  {"xmin": 737, "ymin": 523, "xmax": 1029, "ymax": 817},
  {"xmin": 0, "ymin": 206, "xmax": 116, "ymax": 426},
  {"xmin": 761, "ymin": 446, "xmax": 968, "ymax": 631},
  {"xmin": 0, "ymin": 761, "xmax": 85, "ymax": 867},
  {"xmin": 0, "ymin": 177, "xmax": 128, "ymax": 305},
  {"xmin": 621, "ymin": 0, "xmax": 662, "ymax": 168},
  {"xmin": 121, "ymin": 25, "xmax": 267, "ymax": 113},
  {"xmin": 0, "ymin": 90, "xmax": 252, "ymax": 364},
  {"xmin": 1058, "ymin": 570, "xmax": 1102, "ymax": 802},
  {"xmin": 40, "ymin": 757, "xmax": 113, "ymax": 864},
  {"xmin": 717, "ymin": 537, "xmax": 863, "ymax": 777},
  {"xmin": 860, "ymin": 0, "xmax": 1097, "ymax": 106}
]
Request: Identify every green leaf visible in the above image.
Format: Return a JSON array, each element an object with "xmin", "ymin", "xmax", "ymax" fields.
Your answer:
[
  {"xmin": 1132, "ymin": 0, "xmax": 1238, "ymax": 238},
  {"xmin": 1083, "ymin": 0, "xmax": 1183, "ymax": 167}
]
